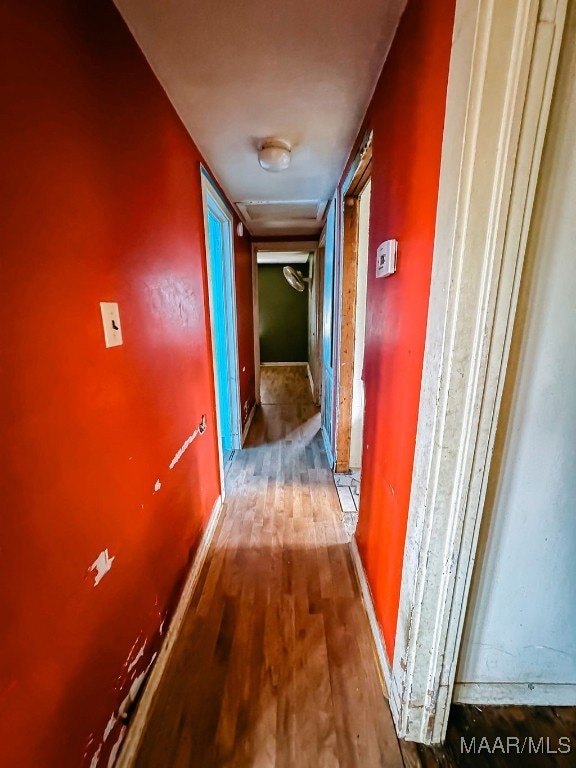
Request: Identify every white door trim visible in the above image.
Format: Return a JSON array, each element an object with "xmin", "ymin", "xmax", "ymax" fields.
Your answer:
[
  {"xmin": 201, "ymin": 169, "xmax": 242, "ymax": 496},
  {"xmin": 390, "ymin": 0, "xmax": 567, "ymax": 744}
]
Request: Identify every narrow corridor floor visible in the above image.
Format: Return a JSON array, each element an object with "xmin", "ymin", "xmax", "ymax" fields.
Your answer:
[{"xmin": 133, "ymin": 367, "xmax": 404, "ymax": 767}]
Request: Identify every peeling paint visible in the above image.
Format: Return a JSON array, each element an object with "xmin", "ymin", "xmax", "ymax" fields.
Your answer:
[
  {"xmin": 119, "ymin": 653, "xmax": 157, "ymax": 719},
  {"xmin": 107, "ymin": 727, "xmax": 126, "ymax": 768},
  {"xmin": 103, "ymin": 714, "xmax": 116, "ymax": 742},
  {"xmin": 88, "ymin": 549, "xmax": 115, "ymax": 586},
  {"xmin": 154, "ymin": 479, "xmax": 161, "ymax": 493},
  {"xmin": 127, "ymin": 641, "xmax": 146, "ymax": 673},
  {"xmin": 169, "ymin": 429, "xmax": 199, "ymax": 469},
  {"xmin": 89, "ymin": 744, "xmax": 102, "ymax": 768}
]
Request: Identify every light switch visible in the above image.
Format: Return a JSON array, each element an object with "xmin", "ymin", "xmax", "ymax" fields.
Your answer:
[
  {"xmin": 376, "ymin": 239, "xmax": 398, "ymax": 278},
  {"xmin": 100, "ymin": 302, "xmax": 123, "ymax": 347}
]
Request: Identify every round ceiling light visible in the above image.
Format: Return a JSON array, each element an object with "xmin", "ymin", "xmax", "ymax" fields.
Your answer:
[{"xmin": 258, "ymin": 138, "xmax": 291, "ymax": 173}]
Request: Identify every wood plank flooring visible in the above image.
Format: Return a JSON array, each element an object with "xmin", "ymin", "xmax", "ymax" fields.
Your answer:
[
  {"xmin": 133, "ymin": 367, "xmax": 403, "ymax": 768},
  {"xmin": 415, "ymin": 704, "xmax": 576, "ymax": 767}
]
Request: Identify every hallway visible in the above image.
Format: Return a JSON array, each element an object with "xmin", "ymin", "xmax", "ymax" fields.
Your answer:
[{"xmin": 133, "ymin": 367, "xmax": 403, "ymax": 767}]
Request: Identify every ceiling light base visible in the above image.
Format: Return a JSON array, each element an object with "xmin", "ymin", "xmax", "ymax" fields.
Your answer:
[{"xmin": 258, "ymin": 138, "xmax": 292, "ymax": 173}]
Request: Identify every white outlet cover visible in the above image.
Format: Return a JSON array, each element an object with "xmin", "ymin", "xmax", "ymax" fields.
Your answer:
[
  {"xmin": 376, "ymin": 239, "xmax": 398, "ymax": 278},
  {"xmin": 100, "ymin": 302, "xmax": 123, "ymax": 348}
]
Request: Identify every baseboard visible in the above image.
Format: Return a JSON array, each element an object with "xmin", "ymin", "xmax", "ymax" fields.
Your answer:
[
  {"xmin": 350, "ymin": 537, "xmax": 393, "ymax": 699},
  {"xmin": 260, "ymin": 361, "xmax": 308, "ymax": 366},
  {"xmin": 306, "ymin": 363, "xmax": 316, "ymax": 402},
  {"xmin": 115, "ymin": 494, "xmax": 223, "ymax": 768},
  {"xmin": 453, "ymin": 682, "xmax": 576, "ymax": 706},
  {"xmin": 322, "ymin": 425, "xmax": 335, "ymax": 469},
  {"xmin": 242, "ymin": 401, "xmax": 257, "ymax": 445}
]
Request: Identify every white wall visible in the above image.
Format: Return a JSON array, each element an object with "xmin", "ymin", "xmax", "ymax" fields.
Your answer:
[{"xmin": 455, "ymin": 6, "xmax": 576, "ymax": 704}]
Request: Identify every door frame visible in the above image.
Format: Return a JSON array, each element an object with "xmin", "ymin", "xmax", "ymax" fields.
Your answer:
[
  {"xmin": 389, "ymin": 0, "xmax": 568, "ymax": 744},
  {"xmin": 320, "ymin": 201, "xmax": 338, "ymax": 466},
  {"xmin": 201, "ymin": 169, "xmax": 242, "ymax": 495},
  {"xmin": 334, "ymin": 133, "xmax": 372, "ymax": 472}
]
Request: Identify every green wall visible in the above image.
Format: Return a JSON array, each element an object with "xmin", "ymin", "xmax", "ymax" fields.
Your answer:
[{"xmin": 258, "ymin": 263, "xmax": 309, "ymax": 363}]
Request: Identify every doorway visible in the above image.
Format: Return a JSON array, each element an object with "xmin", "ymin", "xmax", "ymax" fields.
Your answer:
[
  {"xmin": 201, "ymin": 170, "xmax": 242, "ymax": 483},
  {"xmin": 349, "ymin": 178, "xmax": 371, "ymax": 470},
  {"xmin": 253, "ymin": 244, "xmax": 319, "ymax": 406},
  {"xmin": 334, "ymin": 134, "xmax": 372, "ymax": 478}
]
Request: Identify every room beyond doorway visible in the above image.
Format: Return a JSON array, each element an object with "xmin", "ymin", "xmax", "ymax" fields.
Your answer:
[{"xmin": 253, "ymin": 244, "xmax": 320, "ymax": 406}]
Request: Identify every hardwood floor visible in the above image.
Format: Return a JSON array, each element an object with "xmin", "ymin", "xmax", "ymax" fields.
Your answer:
[
  {"xmin": 133, "ymin": 367, "xmax": 404, "ymax": 767},
  {"xmin": 130, "ymin": 366, "xmax": 576, "ymax": 766},
  {"xmin": 415, "ymin": 705, "xmax": 576, "ymax": 767}
]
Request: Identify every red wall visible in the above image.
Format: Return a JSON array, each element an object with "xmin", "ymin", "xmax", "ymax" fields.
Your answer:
[
  {"xmin": 0, "ymin": 1, "xmax": 252, "ymax": 766},
  {"xmin": 353, "ymin": 0, "xmax": 456, "ymax": 658}
]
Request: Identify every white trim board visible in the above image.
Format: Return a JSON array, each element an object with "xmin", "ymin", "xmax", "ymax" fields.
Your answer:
[
  {"xmin": 306, "ymin": 363, "xmax": 315, "ymax": 402},
  {"xmin": 260, "ymin": 361, "xmax": 308, "ymax": 366},
  {"xmin": 350, "ymin": 538, "xmax": 392, "ymax": 699},
  {"xmin": 241, "ymin": 401, "xmax": 257, "ymax": 445},
  {"xmin": 390, "ymin": 0, "xmax": 567, "ymax": 746},
  {"xmin": 115, "ymin": 495, "xmax": 223, "ymax": 768},
  {"xmin": 454, "ymin": 683, "xmax": 576, "ymax": 707}
]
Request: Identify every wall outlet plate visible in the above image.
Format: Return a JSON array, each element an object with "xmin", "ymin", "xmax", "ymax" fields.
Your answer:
[
  {"xmin": 100, "ymin": 302, "xmax": 123, "ymax": 347},
  {"xmin": 376, "ymin": 239, "xmax": 398, "ymax": 278}
]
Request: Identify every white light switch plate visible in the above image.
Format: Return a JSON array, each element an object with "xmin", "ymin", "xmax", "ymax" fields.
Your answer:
[
  {"xmin": 100, "ymin": 302, "xmax": 123, "ymax": 347},
  {"xmin": 376, "ymin": 239, "xmax": 398, "ymax": 278}
]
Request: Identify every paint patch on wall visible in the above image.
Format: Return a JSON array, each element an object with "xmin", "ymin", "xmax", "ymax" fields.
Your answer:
[
  {"xmin": 88, "ymin": 549, "xmax": 115, "ymax": 587},
  {"xmin": 168, "ymin": 417, "xmax": 207, "ymax": 471}
]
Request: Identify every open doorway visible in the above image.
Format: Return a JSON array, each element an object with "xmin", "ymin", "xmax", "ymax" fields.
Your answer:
[
  {"xmin": 201, "ymin": 170, "xmax": 242, "ymax": 486},
  {"xmin": 332, "ymin": 136, "xmax": 372, "ymax": 529},
  {"xmin": 349, "ymin": 178, "xmax": 371, "ymax": 470},
  {"xmin": 253, "ymin": 245, "xmax": 319, "ymax": 405}
]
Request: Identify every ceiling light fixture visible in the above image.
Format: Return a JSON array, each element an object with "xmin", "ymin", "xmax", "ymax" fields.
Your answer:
[{"xmin": 258, "ymin": 138, "xmax": 291, "ymax": 173}]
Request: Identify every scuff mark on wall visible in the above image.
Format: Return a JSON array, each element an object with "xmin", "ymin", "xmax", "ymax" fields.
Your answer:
[
  {"xmin": 154, "ymin": 479, "xmax": 161, "ymax": 493},
  {"xmin": 88, "ymin": 549, "xmax": 115, "ymax": 587}
]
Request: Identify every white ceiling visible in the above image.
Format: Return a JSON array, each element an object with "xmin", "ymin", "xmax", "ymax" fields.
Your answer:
[{"xmin": 114, "ymin": 0, "xmax": 405, "ymax": 237}]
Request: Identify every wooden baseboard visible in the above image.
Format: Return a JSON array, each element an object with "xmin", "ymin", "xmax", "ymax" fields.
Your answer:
[
  {"xmin": 260, "ymin": 361, "xmax": 308, "ymax": 366},
  {"xmin": 306, "ymin": 363, "xmax": 315, "ymax": 403},
  {"xmin": 350, "ymin": 537, "xmax": 393, "ymax": 699},
  {"xmin": 453, "ymin": 682, "xmax": 576, "ymax": 706},
  {"xmin": 242, "ymin": 402, "xmax": 257, "ymax": 445},
  {"xmin": 115, "ymin": 495, "xmax": 223, "ymax": 768}
]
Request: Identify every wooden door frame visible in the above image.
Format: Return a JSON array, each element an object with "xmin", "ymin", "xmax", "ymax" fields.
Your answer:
[
  {"xmin": 388, "ymin": 0, "xmax": 567, "ymax": 744},
  {"xmin": 334, "ymin": 134, "xmax": 372, "ymax": 473}
]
